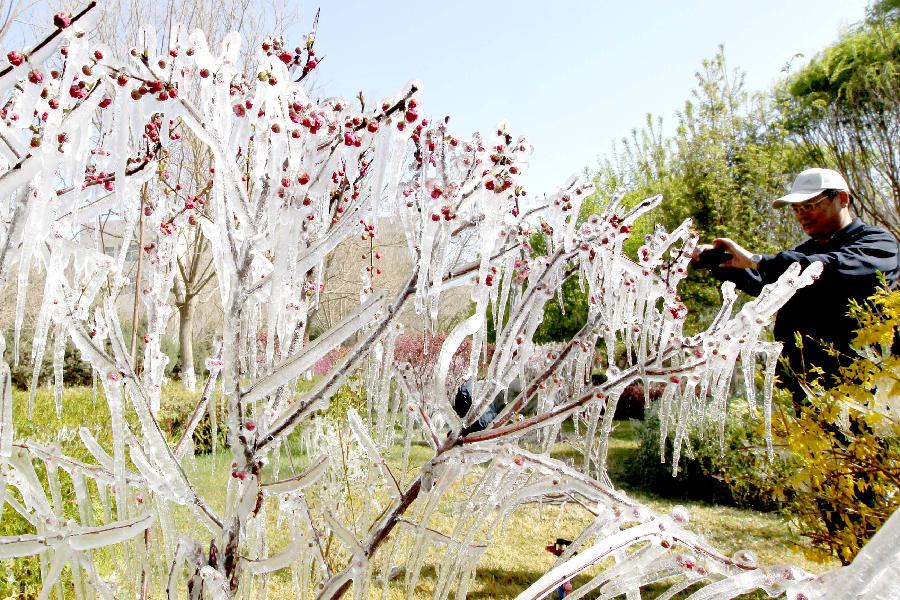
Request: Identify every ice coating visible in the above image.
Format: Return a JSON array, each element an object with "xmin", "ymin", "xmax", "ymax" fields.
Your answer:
[{"xmin": 0, "ymin": 7, "xmax": 890, "ymax": 600}]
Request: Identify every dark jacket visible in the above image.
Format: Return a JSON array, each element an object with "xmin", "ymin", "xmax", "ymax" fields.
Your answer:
[
  {"xmin": 711, "ymin": 219, "xmax": 899, "ymax": 393},
  {"xmin": 453, "ymin": 377, "xmax": 521, "ymax": 435}
]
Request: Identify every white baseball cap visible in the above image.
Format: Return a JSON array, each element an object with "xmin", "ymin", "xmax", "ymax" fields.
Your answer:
[{"xmin": 772, "ymin": 168, "xmax": 850, "ymax": 208}]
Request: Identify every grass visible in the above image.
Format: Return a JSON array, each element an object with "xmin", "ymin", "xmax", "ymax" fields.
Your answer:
[
  {"xmin": 164, "ymin": 424, "xmax": 834, "ymax": 598},
  {"xmin": 6, "ymin": 386, "xmax": 837, "ymax": 598},
  {"xmin": 605, "ymin": 421, "xmax": 833, "ymax": 573}
]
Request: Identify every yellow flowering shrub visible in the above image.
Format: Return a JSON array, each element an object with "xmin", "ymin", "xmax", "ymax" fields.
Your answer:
[{"xmin": 773, "ymin": 286, "xmax": 899, "ymax": 565}]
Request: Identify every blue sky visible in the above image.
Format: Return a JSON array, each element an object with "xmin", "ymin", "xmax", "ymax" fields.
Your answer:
[{"xmin": 299, "ymin": 0, "xmax": 868, "ymax": 198}]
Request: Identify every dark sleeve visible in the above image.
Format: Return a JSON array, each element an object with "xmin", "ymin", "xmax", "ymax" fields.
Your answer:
[
  {"xmin": 756, "ymin": 230, "xmax": 899, "ymax": 286},
  {"xmin": 708, "ymin": 252, "xmax": 796, "ymax": 297}
]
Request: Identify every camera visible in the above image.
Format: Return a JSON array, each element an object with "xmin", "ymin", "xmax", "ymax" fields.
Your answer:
[{"xmin": 695, "ymin": 246, "xmax": 733, "ymax": 268}]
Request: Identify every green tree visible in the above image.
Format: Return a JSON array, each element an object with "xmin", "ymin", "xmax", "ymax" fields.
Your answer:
[
  {"xmin": 533, "ymin": 272, "xmax": 589, "ymax": 343},
  {"xmin": 783, "ymin": 12, "xmax": 900, "ymax": 238},
  {"xmin": 669, "ymin": 49, "xmax": 801, "ymax": 249},
  {"xmin": 593, "ymin": 48, "xmax": 804, "ymax": 331}
]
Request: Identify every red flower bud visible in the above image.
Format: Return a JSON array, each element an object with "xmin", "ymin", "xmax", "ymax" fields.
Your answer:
[
  {"xmin": 69, "ymin": 83, "xmax": 87, "ymax": 100},
  {"xmin": 53, "ymin": 12, "xmax": 72, "ymax": 29}
]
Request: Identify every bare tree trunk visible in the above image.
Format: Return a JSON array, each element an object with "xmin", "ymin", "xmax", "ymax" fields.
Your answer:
[{"xmin": 178, "ymin": 295, "xmax": 197, "ymax": 391}]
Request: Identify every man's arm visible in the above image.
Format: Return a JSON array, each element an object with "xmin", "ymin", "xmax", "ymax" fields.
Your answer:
[
  {"xmin": 695, "ymin": 238, "xmax": 780, "ymax": 297},
  {"xmin": 709, "ymin": 263, "xmax": 767, "ymax": 296},
  {"xmin": 756, "ymin": 230, "xmax": 899, "ymax": 286}
]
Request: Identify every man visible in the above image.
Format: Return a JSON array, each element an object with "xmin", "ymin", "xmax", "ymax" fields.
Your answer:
[{"xmin": 694, "ymin": 168, "xmax": 899, "ymax": 405}]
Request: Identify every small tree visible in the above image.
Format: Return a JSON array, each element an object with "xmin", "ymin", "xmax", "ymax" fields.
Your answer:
[
  {"xmin": 92, "ymin": 0, "xmax": 300, "ymax": 389},
  {"xmin": 0, "ymin": 5, "xmax": 896, "ymax": 599}
]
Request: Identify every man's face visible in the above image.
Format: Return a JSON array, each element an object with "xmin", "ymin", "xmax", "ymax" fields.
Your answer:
[{"xmin": 791, "ymin": 191, "xmax": 846, "ymax": 240}]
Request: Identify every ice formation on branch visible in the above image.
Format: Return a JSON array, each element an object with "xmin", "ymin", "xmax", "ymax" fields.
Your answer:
[{"xmin": 0, "ymin": 4, "xmax": 894, "ymax": 599}]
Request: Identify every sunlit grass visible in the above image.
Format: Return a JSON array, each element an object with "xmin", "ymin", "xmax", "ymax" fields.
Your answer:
[
  {"xmin": 166, "ymin": 435, "xmax": 833, "ymax": 598},
  {"xmin": 8, "ymin": 387, "xmax": 836, "ymax": 598}
]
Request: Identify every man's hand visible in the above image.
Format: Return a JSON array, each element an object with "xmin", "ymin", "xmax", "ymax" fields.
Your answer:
[
  {"xmin": 692, "ymin": 243, "xmax": 714, "ymax": 259},
  {"xmin": 712, "ymin": 238, "xmax": 758, "ymax": 269}
]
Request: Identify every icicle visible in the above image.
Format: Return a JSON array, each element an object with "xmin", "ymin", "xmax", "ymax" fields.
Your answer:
[
  {"xmin": 582, "ymin": 395, "xmax": 606, "ymax": 475},
  {"xmin": 670, "ymin": 381, "xmax": 698, "ymax": 476},
  {"xmin": 656, "ymin": 383, "xmax": 676, "ymax": 463},
  {"xmin": 401, "ymin": 400, "xmax": 414, "ymax": 474},
  {"xmin": 13, "ymin": 179, "xmax": 44, "ymax": 368},
  {"xmin": 100, "ymin": 377, "xmax": 128, "ymax": 518},
  {"xmin": 761, "ymin": 342, "xmax": 782, "ymax": 459},
  {"xmin": 51, "ymin": 321, "xmax": 66, "ymax": 417},
  {"xmin": 97, "ymin": 482, "xmax": 111, "ymax": 524},
  {"xmin": 740, "ymin": 333, "xmax": 759, "ymax": 413},
  {"xmin": 45, "ymin": 455, "xmax": 64, "ymax": 517},
  {"xmin": 595, "ymin": 383, "xmax": 629, "ymax": 474},
  {"xmin": 28, "ymin": 250, "xmax": 63, "ymax": 415},
  {"xmin": 0, "ymin": 332, "xmax": 12, "ymax": 458}
]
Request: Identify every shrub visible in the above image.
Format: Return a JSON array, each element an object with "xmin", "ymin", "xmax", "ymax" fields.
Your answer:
[
  {"xmin": 312, "ymin": 346, "xmax": 349, "ymax": 376},
  {"xmin": 625, "ymin": 403, "xmax": 794, "ymax": 511},
  {"xmin": 393, "ymin": 334, "xmax": 495, "ymax": 395},
  {"xmin": 9, "ymin": 341, "xmax": 93, "ymax": 390},
  {"xmin": 773, "ymin": 286, "xmax": 900, "ymax": 564},
  {"xmin": 614, "ymin": 382, "xmax": 664, "ymax": 420},
  {"xmin": 156, "ymin": 385, "xmax": 225, "ymax": 454}
]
